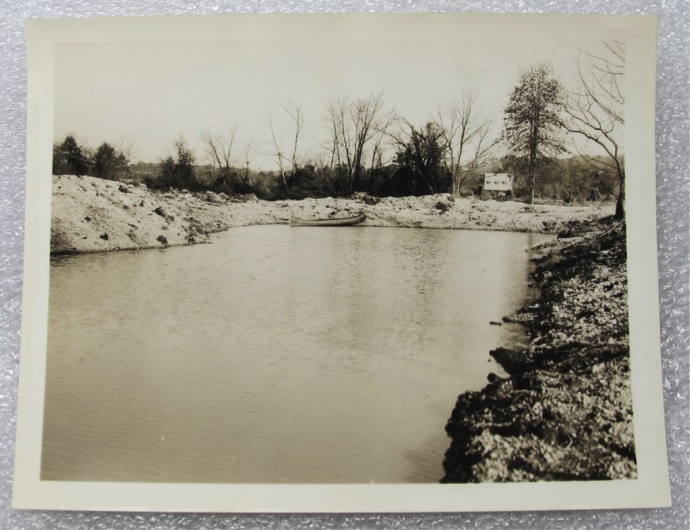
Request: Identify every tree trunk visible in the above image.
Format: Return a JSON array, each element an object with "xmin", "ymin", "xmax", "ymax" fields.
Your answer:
[
  {"xmin": 528, "ymin": 122, "xmax": 537, "ymax": 204},
  {"xmin": 615, "ymin": 176, "xmax": 625, "ymax": 220},
  {"xmin": 280, "ymin": 169, "xmax": 289, "ymax": 199},
  {"xmin": 529, "ymin": 168, "xmax": 535, "ymax": 204},
  {"xmin": 528, "ymin": 155, "xmax": 536, "ymax": 205}
]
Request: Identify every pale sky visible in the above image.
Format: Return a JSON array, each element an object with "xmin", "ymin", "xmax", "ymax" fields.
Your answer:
[{"xmin": 53, "ymin": 14, "xmax": 626, "ymax": 169}]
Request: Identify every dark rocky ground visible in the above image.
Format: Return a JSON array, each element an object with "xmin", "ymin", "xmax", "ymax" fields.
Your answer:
[{"xmin": 442, "ymin": 217, "xmax": 636, "ymax": 482}]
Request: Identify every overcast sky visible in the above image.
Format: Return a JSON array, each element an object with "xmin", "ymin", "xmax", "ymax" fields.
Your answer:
[{"xmin": 53, "ymin": 14, "xmax": 625, "ymax": 169}]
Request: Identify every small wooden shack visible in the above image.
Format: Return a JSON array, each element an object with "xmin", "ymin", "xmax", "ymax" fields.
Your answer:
[{"xmin": 482, "ymin": 173, "xmax": 513, "ymax": 192}]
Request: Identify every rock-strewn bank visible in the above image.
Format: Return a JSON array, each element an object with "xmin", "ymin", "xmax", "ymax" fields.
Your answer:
[
  {"xmin": 442, "ymin": 218, "xmax": 635, "ymax": 482},
  {"xmin": 50, "ymin": 175, "xmax": 277, "ymax": 254},
  {"xmin": 50, "ymin": 175, "xmax": 614, "ymax": 254}
]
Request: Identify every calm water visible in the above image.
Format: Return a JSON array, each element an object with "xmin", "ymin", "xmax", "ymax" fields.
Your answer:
[{"xmin": 43, "ymin": 226, "xmax": 551, "ymax": 483}]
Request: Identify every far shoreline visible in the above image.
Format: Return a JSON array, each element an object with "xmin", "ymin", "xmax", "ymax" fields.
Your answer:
[{"xmin": 50, "ymin": 174, "xmax": 615, "ymax": 256}]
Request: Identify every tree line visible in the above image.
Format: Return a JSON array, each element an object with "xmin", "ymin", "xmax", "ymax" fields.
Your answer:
[
  {"xmin": 53, "ymin": 40, "xmax": 626, "ymax": 218},
  {"xmin": 53, "ymin": 136, "xmax": 131, "ymax": 181}
]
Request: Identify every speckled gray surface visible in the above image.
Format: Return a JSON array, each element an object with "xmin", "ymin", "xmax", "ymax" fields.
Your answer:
[{"xmin": 1, "ymin": 1, "xmax": 687, "ymax": 528}]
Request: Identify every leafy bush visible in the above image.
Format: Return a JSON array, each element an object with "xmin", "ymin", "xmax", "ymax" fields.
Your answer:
[{"xmin": 154, "ymin": 140, "xmax": 197, "ymax": 190}]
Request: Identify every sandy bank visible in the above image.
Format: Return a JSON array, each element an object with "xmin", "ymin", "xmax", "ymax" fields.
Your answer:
[
  {"xmin": 51, "ymin": 175, "xmax": 615, "ymax": 254},
  {"xmin": 442, "ymin": 219, "xmax": 635, "ymax": 482}
]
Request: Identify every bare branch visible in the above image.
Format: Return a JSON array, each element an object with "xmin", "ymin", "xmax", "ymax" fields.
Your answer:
[
  {"xmin": 117, "ymin": 133, "xmax": 138, "ymax": 163},
  {"xmin": 261, "ymin": 112, "xmax": 290, "ymax": 197},
  {"xmin": 282, "ymin": 101, "xmax": 305, "ymax": 173},
  {"xmin": 563, "ymin": 40, "xmax": 626, "ymax": 217},
  {"xmin": 438, "ymin": 92, "xmax": 497, "ymax": 195}
]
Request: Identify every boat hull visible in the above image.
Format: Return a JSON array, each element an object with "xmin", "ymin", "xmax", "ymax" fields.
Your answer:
[{"xmin": 290, "ymin": 212, "xmax": 367, "ymax": 227}]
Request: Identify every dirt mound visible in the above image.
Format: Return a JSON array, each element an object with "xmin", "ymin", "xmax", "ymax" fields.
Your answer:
[{"xmin": 50, "ymin": 175, "xmax": 281, "ymax": 254}]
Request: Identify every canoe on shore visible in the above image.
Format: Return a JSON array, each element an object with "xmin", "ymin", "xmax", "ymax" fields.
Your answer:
[{"xmin": 290, "ymin": 212, "xmax": 367, "ymax": 227}]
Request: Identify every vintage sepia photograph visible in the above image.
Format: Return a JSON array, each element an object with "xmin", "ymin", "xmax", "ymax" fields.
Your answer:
[{"xmin": 14, "ymin": 13, "xmax": 668, "ymax": 512}]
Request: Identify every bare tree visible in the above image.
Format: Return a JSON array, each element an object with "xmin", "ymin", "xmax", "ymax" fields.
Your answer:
[
  {"xmin": 324, "ymin": 92, "xmax": 389, "ymax": 194},
  {"xmin": 283, "ymin": 102, "xmax": 305, "ymax": 174},
  {"xmin": 324, "ymin": 96, "xmax": 351, "ymax": 180},
  {"xmin": 118, "ymin": 133, "xmax": 138, "ymax": 164},
  {"xmin": 200, "ymin": 127, "xmax": 238, "ymax": 190},
  {"xmin": 562, "ymin": 40, "xmax": 626, "ymax": 218},
  {"xmin": 369, "ymin": 111, "xmax": 394, "ymax": 172},
  {"xmin": 260, "ymin": 102, "xmax": 308, "ymax": 198},
  {"xmin": 242, "ymin": 140, "xmax": 254, "ymax": 185},
  {"xmin": 263, "ymin": 112, "xmax": 290, "ymax": 198},
  {"xmin": 437, "ymin": 93, "xmax": 496, "ymax": 196}
]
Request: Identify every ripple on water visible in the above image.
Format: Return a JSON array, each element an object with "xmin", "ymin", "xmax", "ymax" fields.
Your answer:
[{"xmin": 43, "ymin": 226, "xmax": 553, "ymax": 483}]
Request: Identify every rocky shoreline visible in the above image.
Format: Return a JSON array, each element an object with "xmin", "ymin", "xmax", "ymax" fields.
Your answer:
[
  {"xmin": 50, "ymin": 175, "xmax": 615, "ymax": 254},
  {"xmin": 442, "ymin": 218, "xmax": 636, "ymax": 482}
]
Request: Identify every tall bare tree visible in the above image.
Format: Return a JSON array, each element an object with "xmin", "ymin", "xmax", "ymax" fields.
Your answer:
[
  {"xmin": 283, "ymin": 102, "xmax": 305, "ymax": 174},
  {"xmin": 263, "ymin": 112, "xmax": 290, "ymax": 198},
  {"xmin": 324, "ymin": 92, "xmax": 390, "ymax": 194},
  {"xmin": 504, "ymin": 63, "xmax": 566, "ymax": 204},
  {"xmin": 438, "ymin": 93, "xmax": 496, "ymax": 195},
  {"xmin": 260, "ymin": 102, "xmax": 306, "ymax": 198},
  {"xmin": 118, "ymin": 133, "xmax": 138, "ymax": 164},
  {"xmin": 263, "ymin": 102, "xmax": 305, "ymax": 198},
  {"xmin": 562, "ymin": 40, "xmax": 626, "ymax": 218},
  {"xmin": 242, "ymin": 140, "xmax": 254, "ymax": 185},
  {"xmin": 200, "ymin": 127, "xmax": 238, "ymax": 190}
]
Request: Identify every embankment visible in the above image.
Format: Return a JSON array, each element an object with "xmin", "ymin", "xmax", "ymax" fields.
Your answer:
[
  {"xmin": 50, "ymin": 175, "xmax": 615, "ymax": 254},
  {"xmin": 442, "ymin": 218, "xmax": 636, "ymax": 482}
]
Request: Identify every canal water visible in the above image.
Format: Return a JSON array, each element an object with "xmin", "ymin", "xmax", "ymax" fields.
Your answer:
[{"xmin": 43, "ymin": 226, "xmax": 551, "ymax": 483}]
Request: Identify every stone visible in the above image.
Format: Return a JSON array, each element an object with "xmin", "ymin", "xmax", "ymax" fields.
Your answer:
[{"xmin": 206, "ymin": 192, "xmax": 224, "ymax": 204}]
